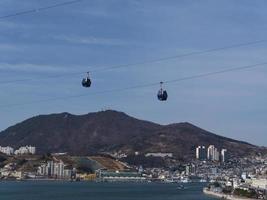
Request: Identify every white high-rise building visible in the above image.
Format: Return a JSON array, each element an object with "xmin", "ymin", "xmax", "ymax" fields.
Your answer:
[
  {"xmin": 54, "ymin": 161, "xmax": 65, "ymax": 178},
  {"xmin": 196, "ymin": 146, "xmax": 207, "ymax": 160},
  {"xmin": 221, "ymin": 149, "xmax": 228, "ymax": 163},
  {"xmin": 207, "ymin": 145, "xmax": 219, "ymax": 161},
  {"xmin": 37, "ymin": 160, "xmax": 73, "ymax": 179},
  {"xmin": 207, "ymin": 145, "xmax": 214, "ymax": 160}
]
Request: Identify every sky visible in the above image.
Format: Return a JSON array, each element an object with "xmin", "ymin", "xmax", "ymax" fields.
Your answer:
[{"xmin": 0, "ymin": 0, "xmax": 266, "ymax": 146}]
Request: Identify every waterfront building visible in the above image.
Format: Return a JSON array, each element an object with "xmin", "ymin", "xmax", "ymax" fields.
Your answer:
[
  {"xmin": 186, "ymin": 165, "xmax": 190, "ymax": 176},
  {"xmin": 63, "ymin": 169, "xmax": 72, "ymax": 179},
  {"xmin": 37, "ymin": 160, "xmax": 73, "ymax": 179},
  {"xmin": 77, "ymin": 173, "xmax": 96, "ymax": 181},
  {"xmin": 97, "ymin": 170, "xmax": 145, "ymax": 182},
  {"xmin": 185, "ymin": 164, "xmax": 196, "ymax": 176}
]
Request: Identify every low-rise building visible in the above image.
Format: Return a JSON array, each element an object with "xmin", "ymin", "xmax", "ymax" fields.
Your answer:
[
  {"xmin": 249, "ymin": 178, "xmax": 267, "ymax": 190},
  {"xmin": 97, "ymin": 170, "xmax": 146, "ymax": 182},
  {"xmin": 0, "ymin": 146, "xmax": 14, "ymax": 155},
  {"xmin": 15, "ymin": 146, "xmax": 36, "ymax": 155}
]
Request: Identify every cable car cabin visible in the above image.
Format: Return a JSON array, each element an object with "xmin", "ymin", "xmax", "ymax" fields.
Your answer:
[
  {"xmin": 82, "ymin": 77, "xmax": 91, "ymax": 88},
  {"xmin": 82, "ymin": 72, "xmax": 92, "ymax": 88},
  {"xmin": 157, "ymin": 89, "xmax": 168, "ymax": 101}
]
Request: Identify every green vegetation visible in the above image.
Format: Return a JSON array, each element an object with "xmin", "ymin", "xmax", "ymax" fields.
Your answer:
[
  {"xmin": 0, "ymin": 154, "xmax": 7, "ymax": 168},
  {"xmin": 234, "ymin": 188, "xmax": 258, "ymax": 199},
  {"xmin": 222, "ymin": 186, "xmax": 232, "ymax": 194}
]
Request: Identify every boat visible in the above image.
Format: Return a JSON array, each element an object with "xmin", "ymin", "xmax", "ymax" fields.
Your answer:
[
  {"xmin": 199, "ymin": 178, "xmax": 207, "ymax": 183},
  {"xmin": 177, "ymin": 184, "xmax": 185, "ymax": 190},
  {"xmin": 180, "ymin": 177, "xmax": 191, "ymax": 183}
]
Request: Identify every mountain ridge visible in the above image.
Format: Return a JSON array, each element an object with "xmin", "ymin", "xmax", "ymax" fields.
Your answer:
[{"xmin": 0, "ymin": 110, "xmax": 263, "ymax": 159}]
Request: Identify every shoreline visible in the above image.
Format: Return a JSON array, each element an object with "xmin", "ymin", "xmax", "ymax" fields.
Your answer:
[{"xmin": 203, "ymin": 188, "xmax": 258, "ymax": 200}]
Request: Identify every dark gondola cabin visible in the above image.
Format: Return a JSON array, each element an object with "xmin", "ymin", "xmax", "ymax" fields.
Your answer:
[
  {"xmin": 157, "ymin": 82, "xmax": 168, "ymax": 101},
  {"xmin": 82, "ymin": 72, "xmax": 91, "ymax": 88},
  {"xmin": 158, "ymin": 89, "xmax": 168, "ymax": 101}
]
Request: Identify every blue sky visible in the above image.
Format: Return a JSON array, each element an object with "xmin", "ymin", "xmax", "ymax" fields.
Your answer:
[{"xmin": 0, "ymin": 0, "xmax": 267, "ymax": 146}]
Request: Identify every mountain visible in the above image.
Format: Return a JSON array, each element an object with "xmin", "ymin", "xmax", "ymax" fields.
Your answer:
[{"xmin": 0, "ymin": 110, "xmax": 263, "ymax": 159}]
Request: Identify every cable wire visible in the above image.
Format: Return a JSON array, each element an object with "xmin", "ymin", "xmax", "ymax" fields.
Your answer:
[
  {"xmin": 0, "ymin": 0, "xmax": 83, "ymax": 20},
  {"xmin": 0, "ymin": 39, "xmax": 266, "ymax": 85},
  {"xmin": 1, "ymin": 61, "xmax": 266, "ymax": 109}
]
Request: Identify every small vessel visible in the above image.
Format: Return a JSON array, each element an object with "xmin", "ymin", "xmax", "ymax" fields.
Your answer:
[
  {"xmin": 164, "ymin": 179, "xmax": 175, "ymax": 183},
  {"xmin": 199, "ymin": 178, "xmax": 207, "ymax": 183},
  {"xmin": 177, "ymin": 184, "xmax": 185, "ymax": 190},
  {"xmin": 180, "ymin": 177, "xmax": 191, "ymax": 183}
]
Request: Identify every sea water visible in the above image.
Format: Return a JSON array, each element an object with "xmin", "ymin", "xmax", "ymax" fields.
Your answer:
[{"xmin": 0, "ymin": 181, "xmax": 217, "ymax": 200}]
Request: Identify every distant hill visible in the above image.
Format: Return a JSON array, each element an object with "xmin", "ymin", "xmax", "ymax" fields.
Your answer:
[{"xmin": 0, "ymin": 110, "xmax": 264, "ymax": 159}]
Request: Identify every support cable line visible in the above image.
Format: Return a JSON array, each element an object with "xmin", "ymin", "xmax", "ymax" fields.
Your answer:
[
  {"xmin": 0, "ymin": 61, "xmax": 266, "ymax": 109},
  {"xmin": 0, "ymin": 39, "xmax": 266, "ymax": 85},
  {"xmin": 0, "ymin": 0, "xmax": 83, "ymax": 20}
]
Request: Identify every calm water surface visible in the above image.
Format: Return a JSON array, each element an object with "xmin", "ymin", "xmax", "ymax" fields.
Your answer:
[{"xmin": 0, "ymin": 181, "xmax": 217, "ymax": 200}]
